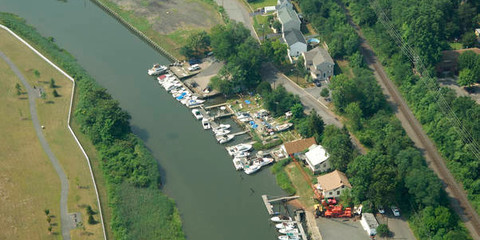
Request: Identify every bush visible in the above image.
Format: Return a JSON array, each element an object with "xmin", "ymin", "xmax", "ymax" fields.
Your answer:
[{"xmin": 377, "ymin": 224, "xmax": 390, "ymax": 237}]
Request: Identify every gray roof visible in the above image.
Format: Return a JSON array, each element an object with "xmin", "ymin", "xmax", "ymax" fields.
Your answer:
[
  {"xmin": 284, "ymin": 29, "xmax": 306, "ymax": 46},
  {"xmin": 304, "ymin": 47, "xmax": 334, "ymax": 66},
  {"xmin": 277, "ymin": 5, "xmax": 301, "ymax": 30},
  {"xmin": 277, "ymin": 0, "xmax": 293, "ymax": 9}
]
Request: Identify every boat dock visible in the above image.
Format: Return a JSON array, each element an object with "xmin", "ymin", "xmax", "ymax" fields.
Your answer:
[
  {"xmin": 169, "ymin": 65, "xmax": 199, "ymax": 80},
  {"xmin": 261, "ymin": 195, "xmax": 299, "ymax": 215},
  {"xmin": 295, "ymin": 209, "xmax": 310, "ymax": 240}
]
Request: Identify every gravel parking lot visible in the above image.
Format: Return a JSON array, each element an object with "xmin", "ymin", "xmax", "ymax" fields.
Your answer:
[{"xmin": 316, "ymin": 217, "xmax": 371, "ymax": 240}]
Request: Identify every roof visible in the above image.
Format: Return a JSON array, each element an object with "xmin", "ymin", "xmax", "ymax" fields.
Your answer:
[
  {"xmin": 316, "ymin": 170, "xmax": 352, "ymax": 192},
  {"xmin": 264, "ymin": 6, "xmax": 276, "ymax": 12},
  {"xmin": 284, "ymin": 29, "xmax": 306, "ymax": 46},
  {"xmin": 304, "ymin": 47, "xmax": 334, "ymax": 66},
  {"xmin": 362, "ymin": 213, "xmax": 379, "ymax": 228},
  {"xmin": 283, "ymin": 137, "xmax": 316, "ymax": 155},
  {"xmin": 277, "ymin": 5, "xmax": 301, "ymax": 30},
  {"xmin": 305, "ymin": 144, "xmax": 329, "ymax": 166},
  {"xmin": 277, "ymin": 0, "xmax": 293, "ymax": 9}
]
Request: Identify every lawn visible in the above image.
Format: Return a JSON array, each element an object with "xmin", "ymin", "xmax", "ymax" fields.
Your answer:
[
  {"xmin": 285, "ymin": 163, "xmax": 316, "ymax": 209},
  {"xmin": 247, "ymin": 0, "xmax": 277, "ymax": 10},
  {"xmin": 0, "ymin": 29, "xmax": 103, "ymax": 239},
  {"xmin": 253, "ymin": 15, "xmax": 274, "ymax": 37}
]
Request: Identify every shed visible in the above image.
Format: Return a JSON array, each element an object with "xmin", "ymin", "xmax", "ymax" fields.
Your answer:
[{"xmin": 264, "ymin": 6, "xmax": 276, "ymax": 13}]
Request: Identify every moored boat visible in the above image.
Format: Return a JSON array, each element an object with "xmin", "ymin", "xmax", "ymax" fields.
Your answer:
[
  {"xmin": 278, "ymin": 235, "xmax": 301, "ymax": 240},
  {"xmin": 271, "ymin": 215, "xmax": 292, "ymax": 223},
  {"xmin": 244, "ymin": 162, "xmax": 261, "ymax": 175},
  {"xmin": 147, "ymin": 63, "xmax": 167, "ymax": 75},
  {"xmin": 276, "ymin": 222, "xmax": 296, "ymax": 229},
  {"xmin": 202, "ymin": 118, "xmax": 211, "ymax": 130},
  {"xmin": 233, "ymin": 157, "xmax": 246, "ymax": 170},
  {"xmin": 213, "ymin": 128, "xmax": 231, "ymax": 136},
  {"xmin": 279, "ymin": 228, "xmax": 299, "ymax": 234},
  {"xmin": 275, "ymin": 122, "xmax": 293, "ymax": 132},
  {"xmin": 192, "ymin": 108, "xmax": 203, "ymax": 120},
  {"xmin": 216, "ymin": 134, "xmax": 234, "ymax": 144}
]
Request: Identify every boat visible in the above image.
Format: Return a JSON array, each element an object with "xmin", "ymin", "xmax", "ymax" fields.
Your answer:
[
  {"xmin": 244, "ymin": 162, "xmax": 261, "ymax": 175},
  {"xmin": 147, "ymin": 64, "xmax": 167, "ymax": 75},
  {"xmin": 202, "ymin": 119, "xmax": 211, "ymax": 130},
  {"xmin": 278, "ymin": 235, "xmax": 301, "ymax": 240},
  {"xmin": 232, "ymin": 157, "xmax": 246, "ymax": 170},
  {"xmin": 213, "ymin": 128, "xmax": 231, "ymax": 136},
  {"xmin": 234, "ymin": 151, "xmax": 250, "ymax": 158},
  {"xmin": 216, "ymin": 134, "xmax": 234, "ymax": 144},
  {"xmin": 258, "ymin": 157, "xmax": 274, "ymax": 167},
  {"xmin": 191, "ymin": 109, "xmax": 203, "ymax": 120},
  {"xmin": 279, "ymin": 228, "xmax": 299, "ymax": 234},
  {"xmin": 275, "ymin": 122, "xmax": 293, "ymax": 132},
  {"xmin": 217, "ymin": 124, "xmax": 231, "ymax": 130},
  {"xmin": 271, "ymin": 215, "xmax": 292, "ymax": 223},
  {"xmin": 276, "ymin": 222, "xmax": 296, "ymax": 229},
  {"xmin": 186, "ymin": 99, "xmax": 206, "ymax": 107},
  {"xmin": 227, "ymin": 143, "xmax": 253, "ymax": 156}
]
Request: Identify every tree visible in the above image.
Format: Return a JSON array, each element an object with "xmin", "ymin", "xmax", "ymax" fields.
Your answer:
[
  {"xmin": 44, "ymin": 209, "xmax": 50, "ymax": 216},
  {"xmin": 405, "ymin": 167, "xmax": 443, "ymax": 207},
  {"xmin": 47, "ymin": 216, "xmax": 51, "ymax": 224},
  {"xmin": 41, "ymin": 92, "xmax": 46, "ymax": 100},
  {"xmin": 86, "ymin": 205, "xmax": 95, "ymax": 216},
  {"xmin": 48, "ymin": 226, "xmax": 52, "ymax": 234},
  {"xmin": 273, "ymin": 20, "xmax": 282, "ymax": 33},
  {"xmin": 34, "ymin": 69, "xmax": 40, "ymax": 78},
  {"xmin": 256, "ymin": 81, "xmax": 272, "ymax": 96},
  {"xmin": 458, "ymin": 68, "xmax": 475, "ymax": 88},
  {"xmin": 320, "ymin": 88, "xmax": 329, "ymax": 98},
  {"xmin": 345, "ymin": 102, "xmax": 363, "ymax": 131},
  {"xmin": 461, "ymin": 32, "xmax": 478, "ymax": 48},
  {"xmin": 323, "ymin": 125, "xmax": 355, "ymax": 172},
  {"xmin": 377, "ymin": 224, "xmax": 390, "ymax": 237},
  {"xmin": 52, "ymin": 89, "xmax": 59, "ymax": 97},
  {"xmin": 88, "ymin": 215, "xmax": 96, "ymax": 225},
  {"xmin": 290, "ymin": 103, "xmax": 304, "ymax": 119},
  {"xmin": 49, "ymin": 78, "xmax": 55, "ymax": 88},
  {"xmin": 339, "ymin": 188, "xmax": 353, "ymax": 207},
  {"xmin": 458, "ymin": 50, "xmax": 478, "ymax": 71},
  {"xmin": 15, "ymin": 83, "xmax": 22, "ymax": 95}
]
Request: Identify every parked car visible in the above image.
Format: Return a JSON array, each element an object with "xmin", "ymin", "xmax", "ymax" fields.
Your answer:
[
  {"xmin": 188, "ymin": 64, "xmax": 200, "ymax": 71},
  {"xmin": 378, "ymin": 206, "xmax": 385, "ymax": 214},
  {"xmin": 391, "ymin": 206, "xmax": 400, "ymax": 217},
  {"xmin": 314, "ymin": 80, "xmax": 321, "ymax": 87}
]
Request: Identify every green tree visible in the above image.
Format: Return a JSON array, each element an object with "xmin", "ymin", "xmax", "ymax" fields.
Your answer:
[
  {"xmin": 49, "ymin": 78, "xmax": 55, "ymax": 88},
  {"xmin": 273, "ymin": 20, "xmax": 282, "ymax": 33},
  {"xmin": 41, "ymin": 92, "xmax": 46, "ymax": 100},
  {"xmin": 48, "ymin": 226, "xmax": 52, "ymax": 234},
  {"xmin": 377, "ymin": 224, "xmax": 390, "ymax": 237},
  {"xmin": 461, "ymin": 32, "xmax": 478, "ymax": 48},
  {"xmin": 271, "ymin": 40, "xmax": 288, "ymax": 65},
  {"xmin": 339, "ymin": 188, "xmax": 353, "ymax": 207},
  {"xmin": 405, "ymin": 167, "xmax": 442, "ymax": 207},
  {"xmin": 290, "ymin": 103, "xmax": 304, "ymax": 119},
  {"xmin": 86, "ymin": 205, "xmax": 95, "ymax": 216},
  {"xmin": 52, "ymin": 89, "xmax": 59, "ymax": 97},
  {"xmin": 345, "ymin": 102, "xmax": 362, "ymax": 131},
  {"xmin": 322, "ymin": 125, "xmax": 355, "ymax": 172},
  {"xmin": 320, "ymin": 88, "xmax": 329, "ymax": 98},
  {"xmin": 15, "ymin": 83, "xmax": 22, "ymax": 95},
  {"xmin": 458, "ymin": 50, "xmax": 478, "ymax": 71},
  {"xmin": 87, "ymin": 215, "xmax": 96, "ymax": 225},
  {"xmin": 256, "ymin": 81, "xmax": 272, "ymax": 95},
  {"xmin": 458, "ymin": 68, "xmax": 476, "ymax": 87},
  {"xmin": 34, "ymin": 69, "xmax": 40, "ymax": 78},
  {"xmin": 44, "ymin": 209, "xmax": 50, "ymax": 216}
]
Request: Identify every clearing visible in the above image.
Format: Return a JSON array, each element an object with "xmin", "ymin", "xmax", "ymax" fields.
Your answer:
[{"xmin": 0, "ymin": 28, "xmax": 103, "ymax": 239}]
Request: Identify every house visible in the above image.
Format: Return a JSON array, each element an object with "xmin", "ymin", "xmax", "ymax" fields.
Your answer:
[
  {"xmin": 284, "ymin": 29, "xmax": 307, "ymax": 61},
  {"xmin": 277, "ymin": 0, "xmax": 293, "ymax": 13},
  {"xmin": 303, "ymin": 47, "xmax": 334, "ymax": 82},
  {"xmin": 315, "ymin": 170, "xmax": 352, "ymax": 198},
  {"xmin": 281, "ymin": 137, "xmax": 317, "ymax": 156},
  {"xmin": 277, "ymin": 3, "xmax": 301, "ymax": 32},
  {"xmin": 305, "ymin": 144, "xmax": 330, "ymax": 173},
  {"xmin": 360, "ymin": 213, "xmax": 379, "ymax": 236}
]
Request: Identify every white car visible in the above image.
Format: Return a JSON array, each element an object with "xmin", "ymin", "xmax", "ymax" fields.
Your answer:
[
  {"xmin": 378, "ymin": 206, "xmax": 385, "ymax": 214},
  {"xmin": 188, "ymin": 64, "xmax": 200, "ymax": 71},
  {"xmin": 391, "ymin": 206, "xmax": 400, "ymax": 217}
]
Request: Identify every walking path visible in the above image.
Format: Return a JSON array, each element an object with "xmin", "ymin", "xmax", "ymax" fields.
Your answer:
[{"xmin": 0, "ymin": 51, "xmax": 73, "ymax": 240}]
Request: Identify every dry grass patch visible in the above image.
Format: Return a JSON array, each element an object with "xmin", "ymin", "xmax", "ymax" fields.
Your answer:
[
  {"xmin": 0, "ymin": 29, "xmax": 103, "ymax": 239},
  {"xmin": 285, "ymin": 163, "xmax": 316, "ymax": 209}
]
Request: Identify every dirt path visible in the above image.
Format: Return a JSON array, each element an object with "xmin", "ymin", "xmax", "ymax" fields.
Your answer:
[
  {"xmin": 0, "ymin": 51, "xmax": 73, "ymax": 240},
  {"xmin": 338, "ymin": 2, "xmax": 480, "ymax": 239}
]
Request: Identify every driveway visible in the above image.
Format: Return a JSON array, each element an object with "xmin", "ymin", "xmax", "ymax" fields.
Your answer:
[
  {"xmin": 376, "ymin": 213, "xmax": 416, "ymax": 240},
  {"xmin": 438, "ymin": 77, "xmax": 480, "ymax": 104},
  {"xmin": 316, "ymin": 217, "xmax": 370, "ymax": 240},
  {"xmin": 214, "ymin": 0, "xmax": 257, "ymax": 39}
]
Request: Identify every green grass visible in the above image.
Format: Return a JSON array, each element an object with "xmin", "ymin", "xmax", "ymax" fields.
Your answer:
[
  {"xmin": 285, "ymin": 163, "xmax": 316, "ymax": 207},
  {"xmin": 449, "ymin": 42, "xmax": 463, "ymax": 50},
  {"xmin": 253, "ymin": 15, "xmax": 274, "ymax": 37},
  {"xmin": 247, "ymin": 0, "xmax": 277, "ymax": 10},
  {"xmin": 271, "ymin": 159, "xmax": 296, "ymax": 195}
]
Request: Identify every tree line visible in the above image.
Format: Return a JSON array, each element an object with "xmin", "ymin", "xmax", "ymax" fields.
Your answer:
[{"xmin": 0, "ymin": 13, "xmax": 185, "ymax": 240}]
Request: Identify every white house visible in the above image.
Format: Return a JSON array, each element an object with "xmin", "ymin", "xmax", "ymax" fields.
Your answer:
[
  {"xmin": 284, "ymin": 29, "xmax": 307, "ymax": 62},
  {"xmin": 315, "ymin": 170, "xmax": 352, "ymax": 199},
  {"xmin": 360, "ymin": 213, "xmax": 379, "ymax": 236},
  {"xmin": 305, "ymin": 144, "xmax": 330, "ymax": 173},
  {"xmin": 303, "ymin": 47, "xmax": 334, "ymax": 82}
]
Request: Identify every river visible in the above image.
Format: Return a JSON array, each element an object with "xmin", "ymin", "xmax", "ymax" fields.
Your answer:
[{"xmin": 0, "ymin": 0, "xmax": 286, "ymax": 239}]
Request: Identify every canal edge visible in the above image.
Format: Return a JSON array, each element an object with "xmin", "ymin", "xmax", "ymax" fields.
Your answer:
[
  {"xmin": 0, "ymin": 24, "xmax": 108, "ymax": 240},
  {"xmin": 89, "ymin": 0, "xmax": 179, "ymax": 63}
]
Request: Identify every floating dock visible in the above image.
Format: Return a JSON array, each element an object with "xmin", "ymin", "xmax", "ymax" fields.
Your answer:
[
  {"xmin": 295, "ymin": 210, "xmax": 309, "ymax": 240},
  {"xmin": 261, "ymin": 195, "xmax": 299, "ymax": 215}
]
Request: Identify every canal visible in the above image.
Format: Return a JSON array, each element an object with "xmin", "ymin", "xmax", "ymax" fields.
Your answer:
[{"xmin": 0, "ymin": 0, "xmax": 286, "ymax": 239}]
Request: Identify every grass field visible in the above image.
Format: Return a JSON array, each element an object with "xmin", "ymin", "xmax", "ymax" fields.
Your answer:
[
  {"xmin": 285, "ymin": 163, "xmax": 316, "ymax": 209},
  {"xmin": 247, "ymin": 0, "xmax": 277, "ymax": 10},
  {"xmin": 0, "ymin": 29, "xmax": 103, "ymax": 239}
]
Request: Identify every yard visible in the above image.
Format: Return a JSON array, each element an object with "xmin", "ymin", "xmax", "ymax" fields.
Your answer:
[
  {"xmin": 246, "ymin": 0, "xmax": 277, "ymax": 10},
  {"xmin": 0, "ymin": 29, "xmax": 103, "ymax": 239}
]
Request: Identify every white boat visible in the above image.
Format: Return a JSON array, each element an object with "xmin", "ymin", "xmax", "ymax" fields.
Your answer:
[
  {"xmin": 234, "ymin": 151, "xmax": 250, "ymax": 158},
  {"xmin": 276, "ymin": 222, "xmax": 296, "ymax": 229},
  {"xmin": 278, "ymin": 235, "xmax": 300, "ymax": 240},
  {"xmin": 227, "ymin": 144, "xmax": 253, "ymax": 156},
  {"xmin": 217, "ymin": 124, "xmax": 231, "ymax": 130},
  {"xmin": 202, "ymin": 119, "xmax": 211, "ymax": 130},
  {"xmin": 244, "ymin": 162, "xmax": 261, "ymax": 175},
  {"xmin": 258, "ymin": 157, "xmax": 274, "ymax": 167},
  {"xmin": 216, "ymin": 134, "xmax": 234, "ymax": 144},
  {"xmin": 232, "ymin": 157, "xmax": 245, "ymax": 170},
  {"xmin": 271, "ymin": 215, "xmax": 292, "ymax": 223},
  {"xmin": 275, "ymin": 123, "xmax": 293, "ymax": 132},
  {"xmin": 213, "ymin": 128, "xmax": 231, "ymax": 136},
  {"xmin": 192, "ymin": 109, "xmax": 203, "ymax": 120},
  {"xmin": 279, "ymin": 228, "xmax": 299, "ymax": 234},
  {"xmin": 186, "ymin": 99, "xmax": 205, "ymax": 107},
  {"xmin": 147, "ymin": 64, "xmax": 167, "ymax": 75}
]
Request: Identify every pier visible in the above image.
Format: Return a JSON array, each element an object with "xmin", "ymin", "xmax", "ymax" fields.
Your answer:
[
  {"xmin": 294, "ymin": 209, "xmax": 310, "ymax": 240},
  {"xmin": 261, "ymin": 195, "xmax": 299, "ymax": 215}
]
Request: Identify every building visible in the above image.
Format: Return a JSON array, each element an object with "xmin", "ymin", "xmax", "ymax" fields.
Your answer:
[
  {"xmin": 360, "ymin": 213, "xmax": 379, "ymax": 236},
  {"xmin": 284, "ymin": 29, "xmax": 307, "ymax": 61},
  {"xmin": 476, "ymin": 28, "xmax": 480, "ymax": 38},
  {"xmin": 305, "ymin": 144, "xmax": 330, "ymax": 173},
  {"xmin": 281, "ymin": 137, "xmax": 317, "ymax": 156},
  {"xmin": 315, "ymin": 170, "xmax": 352, "ymax": 198},
  {"xmin": 277, "ymin": 0, "xmax": 293, "ymax": 9},
  {"xmin": 264, "ymin": 6, "xmax": 276, "ymax": 14},
  {"xmin": 303, "ymin": 47, "xmax": 334, "ymax": 82},
  {"xmin": 436, "ymin": 48, "xmax": 480, "ymax": 75},
  {"xmin": 277, "ymin": 5, "xmax": 301, "ymax": 32}
]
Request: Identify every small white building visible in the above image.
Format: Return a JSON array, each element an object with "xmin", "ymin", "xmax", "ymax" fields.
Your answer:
[
  {"xmin": 315, "ymin": 170, "xmax": 352, "ymax": 199},
  {"xmin": 360, "ymin": 213, "xmax": 379, "ymax": 236},
  {"xmin": 305, "ymin": 144, "xmax": 330, "ymax": 173},
  {"xmin": 264, "ymin": 6, "xmax": 277, "ymax": 14}
]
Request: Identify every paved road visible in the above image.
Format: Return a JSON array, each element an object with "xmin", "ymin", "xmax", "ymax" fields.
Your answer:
[
  {"xmin": 338, "ymin": 3, "xmax": 480, "ymax": 239},
  {"xmin": 214, "ymin": 0, "xmax": 257, "ymax": 39},
  {"xmin": 0, "ymin": 51, "xmax": 73, "ymax": 240}
]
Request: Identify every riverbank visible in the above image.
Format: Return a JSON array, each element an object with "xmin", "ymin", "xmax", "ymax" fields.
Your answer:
[
  {"xmin": 0, "ymin": 13, "xmax": 185, "ymax": 240},
  {"xmin": 92, "ymin": 0, "xmax": 224, "ymax": 60}
]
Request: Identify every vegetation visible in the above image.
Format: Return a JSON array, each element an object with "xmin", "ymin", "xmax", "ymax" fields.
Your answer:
[
  {"xmin": 0, "ymin": 13, "xmax": 185, "ymax": 240},
  {"xmin": 458, "ymin": 50, "xmax": 480, "ymax": 84},
  {"xmin": 179, "ymin": 31, "xmax": 210, "ymax": 58},
  {"xmin": 377, "ymin": 224, "xmax": 390, "ymax": 238},
  {"xmin": 271, "ymin": 158, "xmax": 296, "ymax": 195}
]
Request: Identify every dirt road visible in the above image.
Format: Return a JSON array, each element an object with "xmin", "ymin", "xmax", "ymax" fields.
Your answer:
[{"xmin": 339, "ymin": 3, "xmax": 480, "ymax": 239}]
